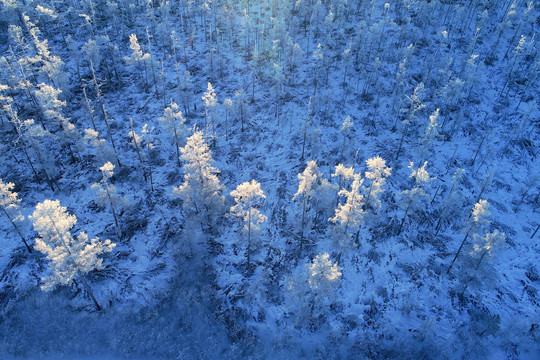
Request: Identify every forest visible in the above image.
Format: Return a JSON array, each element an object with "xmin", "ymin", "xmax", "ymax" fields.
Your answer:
[{"xmin": 0, "ymin": 0, "xmax": 538, "ymax": 359}]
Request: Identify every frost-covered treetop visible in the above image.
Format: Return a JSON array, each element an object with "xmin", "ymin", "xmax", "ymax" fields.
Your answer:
[
  {"xmin": 84, "ymin": 128, "xmax": 101, "ymax": 140},
  {"xmin": 30, "ymin": 199, "xmax": 77, "ymax": 242},
  {"xmin": 474, "ymin": 230, "xmax": 507, "ymax": 260},
  {"xmin": 100, "ymin": 161, "xmax": 115, "ymax": 180},
  {"xmin": 340, "ymin": 116, "xmax": 353, "ymax": 137},
  {"xmin": 230, "ymin": 180, "xmax": 267, "ymax": 234},
  {"xmin": 472, "ymin": 199, "xmax": 491, "ymax": 224},
  {"xmin": 330, "ymin": 173, "xmax": 365, "ymax": 231},
  {"xmin": 451, "ymin": 168, "xmax": 466, "ymax": 185},
  {"xmin": 160, "ymin": 102, "xmax": 184, "ymax": 124},
  {"xmin": 425, "ymin": 108, "xmax": 440, "ymax": 135},
  {"xmin": 128, "ymin": 34, "xmax": 143, "ymax": 59},
  {"xmin": 308, "ymin": 253, "xmax": 341, "ymax": 292},
  {"xmin": 333, "ymin": 164, "xmax": 355, "ymax": 181},
  {"xmin": 230, "ymin": 180, "xmax": 266, "ymax": 205},
  {"xmin": 180, "ymin": 130, "xmax": 215, "ymax": 173},
  {"xmin": 294, "ymin": 160, "xmax": 322, "ymax": 200},
  {"xmin": 365, "ymin": 156, "xmax": 392, "ymax": 182},
  {"xmin": 408, "ymin": 161, "xmax": 432, "ymax": 185},
  {"xmin": 313, "ymin": 43, "xmax": 323, "ymax": 61},
  {"xmin": 223, "ymin": 98, "xmax": 232, "ymax": 107},
  {"xmin": 202, "ymin": 82, "xmax": 217, "ymax": 109},
  {"xmin": 0, "ymin": 178, "xmax": 21, "ymax": 210}
]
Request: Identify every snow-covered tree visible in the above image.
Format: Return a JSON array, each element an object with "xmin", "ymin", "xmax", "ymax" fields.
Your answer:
[
  {"xmin": 230, "ymin": 180, "xmax": 267, "ymax": 267},
  {"xmin": 128, "ymin": 121, "xmax": 155, "ymax": 191},
  {"xmin": 364, "ymin": 156, "xmax": 392, "ymax": 213},
  {"xmin": 158, "ymin": 101, "xmax": 186, "ymax": 167},
  {"xmin": 419, "ymin": 108, "xmax": 442, "ymax": 161},
  {"xmin": 173, "ymin": 130, "xmax": 224, "ymax": 225},
  {"xmin": 84, "ymin": 128, "xmax": 115, "ymax": 166},
  {"xmin": 124, "ymin": 34, "xmax": 150, "ymax": 89},
  {"xmin": 286, "ymin": 252, "xmax": 342, "ymax": 325},
  {"xmin": 332, "ymin": 164, "xmax": 355, "ymax": 205},
  {"xmin": 233, "ymin": 88, "xmax": 250, "ymax": 133},
  {"xmin": 179, "ymin": 70, "xmax": 194, "ymax": 114},
  {"xmin": 447, "ymin": 199, "xmax": 491, "ymax": 274},
  {"xmin": 293, "ymin": 160, "xmax": 327, "ymax": 252},
  {"xmin": 473, "ymin": 230, "xmax": 507, "ymax": 270},
  {"xmin": 435, "ymin": 168, "xmax": 466, "ymax": 235},
  {"xmin": 330, "ymin": 171, "xmax": 365, "ymax": 250},
  {"xmin": 339, "ymin": 115, "xmax": 354, "ymax": 159},
  {"xmin": 30, "ymin": 199, "xmax": 115, "ymax": 310},
  {"xmin": 23, "ymin": 118, "xmax": 58, "ymax": 191},
  {"xmin": 0, "ymin": 179, "xmax": 31, "ymax": 252},
  {"xmin": 201, "ymin": 82, "xmax": 218, "ymax": 144},
  {"xmin": 34, "ymin": 83, "xmax": 66, "ymax": 129},
  {"xmin": 395, "ymin": 82, "xmax": 426, "ymax": 161},
  {"xmin": 311, "ymin": 43, "xmax": 325, "ymax": 95},
  {"xmin": 308, "ymin": 253, "xmax": 342, "ymax": 301},
  {"xmin": 91, "ymin": 162, "xmax": 122, "ymax": 232},
  {"xmin": 398, "ymin": 161, "xmax": 433, "ymax": 234}
]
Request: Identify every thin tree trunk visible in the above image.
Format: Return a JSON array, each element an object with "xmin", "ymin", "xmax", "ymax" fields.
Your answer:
[
  {"xmin": 300, "ymin": 197, "xmax": 306, "ymax": 254},
  {"xmin": 475, "ymin": 250, "xmax": 487, "ymax": 270},
  {"xmin": 78, "ymin": 271, "xmax": 102, "ymax": 311},
  {"xmin": 129, "ymin": 118, "xmax": 148, "ymax": 183},
  {"xmin": 247, "ymin": 207, "xmax": 251, "ymax": 268},
  {"xmin": 398, "ymin": 205, "xmax": 410, "ymax": 235},
  {"xmin": 531, "ymin": 223, "xmax": 540, "ymax": 239},
  {"xmin": 447, "ymin": 232, "xmax": 470, "ymax": 274},
  {"xmin": 1, "ymin": 206, "xmax": 32, "ymax": 253},
  {"xmin": 105, "ymin": 183, "xmax": 120, "ymax": 231}
]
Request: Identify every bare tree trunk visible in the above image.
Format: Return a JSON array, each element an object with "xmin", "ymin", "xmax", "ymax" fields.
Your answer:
[
  {"xmin": 447, "ymin": 232, "xmax": 470, "ymax": 274},
  {"xmin": 1, "ymin": 206, "xmax": 32, "ymax": 253},
  {"xmin": 78, "ymin": 271, "xmax": 102, "ymax": 311}
]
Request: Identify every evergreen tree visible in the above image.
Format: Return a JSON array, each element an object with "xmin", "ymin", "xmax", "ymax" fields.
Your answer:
[
  {"xmin": 230, "ymin": 180, "xmax": 267, "ymax": 267},
  {"xmin": 435, "ymin": 168, "xmax": 466, "ymax": 236},
  {"xmin": 364, "ymin": 156, "xmax": 392, "ymax": 213},
  {"xmin": 173, "ymin": 130, "xmax": 224, "ymax": 226},
  {"xmin": 286, "ymin": 253, "xmax": 342, "ymax": 325},
  {"xmin": 84, "ymin": 128, "xmax": 115, "ymax": 166},
  {"xmin": 398, "ymin": 161, "xmax": 433, "ymax": 235},
  {"xmin": 30, "ymin": 199, "xmax": 115, "ymax": 310},
  {"xmin": 330, "ymin": 171, "xmax": 365, "ymax": 250},
  {"xmin": 201, "ymin": 82, "xmax": 218, "ymax": 145},
  {"xmin": 293, "ymin": 160, "xmax": 326, "ymax": 253},
  {"xmin": 473, "ymin": 230, "xmax": 507, "ymax": 270},
  {"xmin": 233, "ymin": 88, "xmax": 250, "ymax": 133},
  {"xmin": 158, "ymin": 101, "xmax": 186, "ymax": 167}
]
